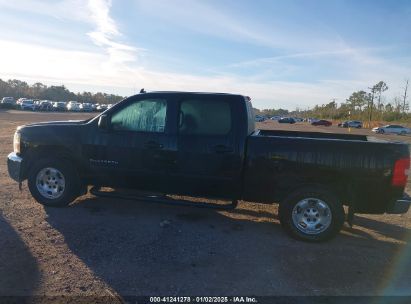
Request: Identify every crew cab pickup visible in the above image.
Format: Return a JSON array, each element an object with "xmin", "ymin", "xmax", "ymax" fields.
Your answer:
[{"xmin": 7, "ymin": 92, "xmax": 411, "ymax": 241}]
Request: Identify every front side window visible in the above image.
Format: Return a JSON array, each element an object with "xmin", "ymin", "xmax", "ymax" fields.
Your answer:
[
  {"xmin": 179, "ymin": 99, "xmax": 231, "ymax": 135},
  {"xmin": 111, "ymin": 99, "xmax": 167, "ymax": 132}
]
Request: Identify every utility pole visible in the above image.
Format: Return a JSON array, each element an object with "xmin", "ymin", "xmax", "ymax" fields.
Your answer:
[
  {"xmin": 403, "ymin": 79, "xmax": 409, "ymax": 113},
  {"xmin": 368, "ymin": 87, "xmax": 375, "ymax": 126},
  {"xmin": 331, "ymin": 98, "xmax": 337, "ymax": 120}
]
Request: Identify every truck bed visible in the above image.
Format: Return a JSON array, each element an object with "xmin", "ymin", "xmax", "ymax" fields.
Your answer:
[{"xmin": 243, "ymin": 129, "xmax": 409, "ymax": 213}]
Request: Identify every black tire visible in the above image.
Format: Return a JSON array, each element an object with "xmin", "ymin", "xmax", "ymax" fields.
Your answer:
[
  {"xmin": 28, "ymin": 158, "xmax": 80, "ymax": 207},
  {"xmin": 279, "ymin": 187, "xmax": 345, "ymax": 242}
]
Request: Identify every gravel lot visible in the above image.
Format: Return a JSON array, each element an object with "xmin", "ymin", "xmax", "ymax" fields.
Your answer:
[{"xmin": 0, "ymin": 110, "xmax": 410, "ymax": 298}]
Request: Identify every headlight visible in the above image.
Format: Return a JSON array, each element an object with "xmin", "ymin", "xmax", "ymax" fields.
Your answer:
[{"xmin": 13, "ymin": 131, "xmax": 21, "ymax": 154}]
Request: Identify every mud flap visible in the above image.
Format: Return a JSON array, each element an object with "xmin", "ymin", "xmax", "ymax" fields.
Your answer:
[{"xmin": 347, "ymin": 205, "xmax": 355, "ymax": 227}]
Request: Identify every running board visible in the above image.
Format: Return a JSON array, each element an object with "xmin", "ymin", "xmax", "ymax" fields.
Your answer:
[{"xmin": 89, "ymin": 186, "xmax": 238, "ymax": 210}]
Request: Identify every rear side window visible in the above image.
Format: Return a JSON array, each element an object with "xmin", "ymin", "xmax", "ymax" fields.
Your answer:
[
  {"xmin": 111, "ymin": 99, "xmax": 167, "ymax": 132},
  {"xmin": 179, "ymin": 99, "xmax": 231, "ymax": 135}
]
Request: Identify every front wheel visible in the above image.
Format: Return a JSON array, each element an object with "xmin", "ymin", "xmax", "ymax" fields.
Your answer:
[
  {"xmin": 28, "ymin": 158, "xmax": 80, "ymax": 207},
  {"xmin": 279, "ymin": 187, "xmax": 345, "ymax": 242}
]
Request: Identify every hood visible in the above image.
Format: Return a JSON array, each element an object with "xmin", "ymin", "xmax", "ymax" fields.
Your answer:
[{"xmin": 17, "ymin": 120, "xmax": 88, "ymax": 131}]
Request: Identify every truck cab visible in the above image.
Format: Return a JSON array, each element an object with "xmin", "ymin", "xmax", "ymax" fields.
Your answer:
[{"xmin": 82, "ymin": 92, "xmax": 251, "ymax": 199}]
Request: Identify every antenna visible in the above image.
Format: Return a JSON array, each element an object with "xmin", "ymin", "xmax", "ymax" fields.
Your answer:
[{"xmin": 140, "ymin": 88, "xmax": 146, "ymax": 94}]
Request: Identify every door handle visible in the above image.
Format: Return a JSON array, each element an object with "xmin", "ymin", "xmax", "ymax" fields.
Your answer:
[
  {"xmin": 144, "ymin": 141, "xmax": 163, "ymax": 149},
  {"xmin": 213, "ymin": 145, "xmax": 233, "ymax": 154}
]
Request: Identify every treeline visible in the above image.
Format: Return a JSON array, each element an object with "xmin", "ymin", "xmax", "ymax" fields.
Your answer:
[
  {"xmin": 253, "ymin": 108, "xmax": 290, "ymax": 117},
  {"xmin": 256, "ymin": 80, "xmax": 410, "ymax": 122},
  {"xmin": 0, "ymin": 79, "xmax": 125, "ymax": 104}
]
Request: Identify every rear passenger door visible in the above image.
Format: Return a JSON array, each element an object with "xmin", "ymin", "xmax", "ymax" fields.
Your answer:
[{"xmin": 172, "ymin": 95, "xmax": 242, "ymax": 199}]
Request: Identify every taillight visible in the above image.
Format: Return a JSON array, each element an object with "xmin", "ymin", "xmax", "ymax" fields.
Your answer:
[{"xmin": 392, "ymin": 158, "xmax": 410, "ymax": 187}]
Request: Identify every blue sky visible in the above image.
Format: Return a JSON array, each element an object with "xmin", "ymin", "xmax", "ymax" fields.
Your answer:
[{"xmin": 0, "ymin": 0, "xmax": 410, "ymax": 109}]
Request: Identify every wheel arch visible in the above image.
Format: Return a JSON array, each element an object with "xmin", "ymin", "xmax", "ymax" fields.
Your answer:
[
  {"xmin": 279, "ymin": 180, "xmax": 350, "ymax": 206},
  {"xmin": 22, "ymin": 145, "xmax": 86, "ymax": 181}
]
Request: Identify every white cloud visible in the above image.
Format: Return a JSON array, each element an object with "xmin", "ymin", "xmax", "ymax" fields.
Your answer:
[
  {"xmin": 0, "ymin": 0, "xmax": 140, "ymax": 64},
  {"xmin": 0, "ymin": 0, "xmax": 89, "ymax": 22},
  {"xmin": 134, "ymin": 0, "xmax": 347, "ymax": 52},
  {"xmin": 86, "ymin": 0, "xmax": 140, "ymax": 64},
  {"xmin": 0, "ymin": 39, "xmax": 350, "ymax": 109},
  {"xmin": 227, "ymin": 48, "xmax": 374, "ymax": 68},
  {"xmin": 87, "ymin": 0, "xmax": 119, "ymax": 36}
]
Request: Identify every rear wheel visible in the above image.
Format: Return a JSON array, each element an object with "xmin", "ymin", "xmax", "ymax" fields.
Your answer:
[
  {"xmin": 279, "ymin": 187, "xmax": 345, "ymax": 242},
  {"xmin": 28, "ymin": 158, "xmax": 80, "ymax": 207}
]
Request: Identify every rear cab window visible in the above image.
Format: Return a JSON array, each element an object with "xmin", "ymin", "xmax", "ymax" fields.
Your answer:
[{"xmin": 179, "ymin": 98, "xmax": 232, "ymax": 135}]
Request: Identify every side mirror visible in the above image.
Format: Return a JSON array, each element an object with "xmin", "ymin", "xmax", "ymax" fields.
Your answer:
[{"xmin": 98, "ymin": 114, "xmax": 109, "ymax": 130}]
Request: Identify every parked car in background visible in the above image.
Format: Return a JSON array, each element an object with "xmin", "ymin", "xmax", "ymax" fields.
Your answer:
[
  {"xmin": 80, "ymin": 103, "xmax": 93, "ymax": 112},
  {"xmin": 311, "ymin": 119, "xmax": 332, "ymax": 126},
  {"xmin": 37, "ymin": 100, "xmax": 53, "ymax": 111},
  {"xmin": 338, "ymin": 120, "xmax": 362, "ymax": 128},
  {"xmin": 255, "ymin": 115, "xmax": 265, "ymax": 122},
  {"xmin": 16, "ymin": 98, "xmax": 28, "ymax": 105},
  {"xmin": 52, "ymin": 102, "xmax": 67, "ymax": 111},
  {"xmin": 278, "ymin": 117, "xmax": 296, "ymax": 124},
  {"xmin": 67, "ymin": 101, "xmax": 81, "ymax": 112},
  {"xmin": 20, "ymin": 99, "xmax": 36, "ymax": 111},
  {"xmin": 372, "ymin": 125, "xmax": 411, "ymax": 135},
  {"xmin": 96, "ymin": 104, "xmax": 108, "ymax": 112},
  {"xmin": 293, "ymin": 117, "xmax": 304, "ymax": 122},
  {"xmin": 1, "ymin": 97, "xmax": 15, "ymax": 105},
  {"xmin": 270, "ymin": 116, "xmax": 281, "ymax": 121},
  {"xmin": 338, "ymin": 121, "xmax": 347, "ymax": 127}
]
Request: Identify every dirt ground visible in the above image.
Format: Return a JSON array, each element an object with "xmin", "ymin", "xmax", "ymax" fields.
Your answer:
[{"xmin": 0, "ymin": 110, "xmax": 411, "ymax": 298}]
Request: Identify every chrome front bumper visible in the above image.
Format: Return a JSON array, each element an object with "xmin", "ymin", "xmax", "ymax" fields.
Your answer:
[{"xmin": 7, "ymin": 152, "xmax": 23, "ymax": 182}]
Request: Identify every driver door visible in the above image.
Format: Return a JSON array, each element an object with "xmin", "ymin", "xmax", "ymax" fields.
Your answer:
[{"xmin": 89, "ymin": 96, "xmax": 178, "ymax": 192}]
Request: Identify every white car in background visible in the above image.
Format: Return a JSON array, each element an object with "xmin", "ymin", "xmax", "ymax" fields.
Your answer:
[
  {"xmin": 20, "ymin": 99, "xmax": 36, "ymax": 111},
  {"xmin": 372, "ymin": 125, "xmax": 411, "ymax": 135},
  {"xmin": 79, "ymin": 103, "xmax": 93, "ymax": 112},
  {"xmin": 1, "ymin": 97, "xmax": 15, "ymax": 105},
  {"xmin": 66, "ymin": 101, "xmax": 81, "ymax": 112},
  {"xmin": 270, "ymin": 116, "xmax": 281, "ymax": 120}
]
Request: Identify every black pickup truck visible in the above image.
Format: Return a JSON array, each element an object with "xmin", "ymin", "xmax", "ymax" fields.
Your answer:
[{"xmin": 7, "ymin": 91, "xmax": 411, "ymax": 241}]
